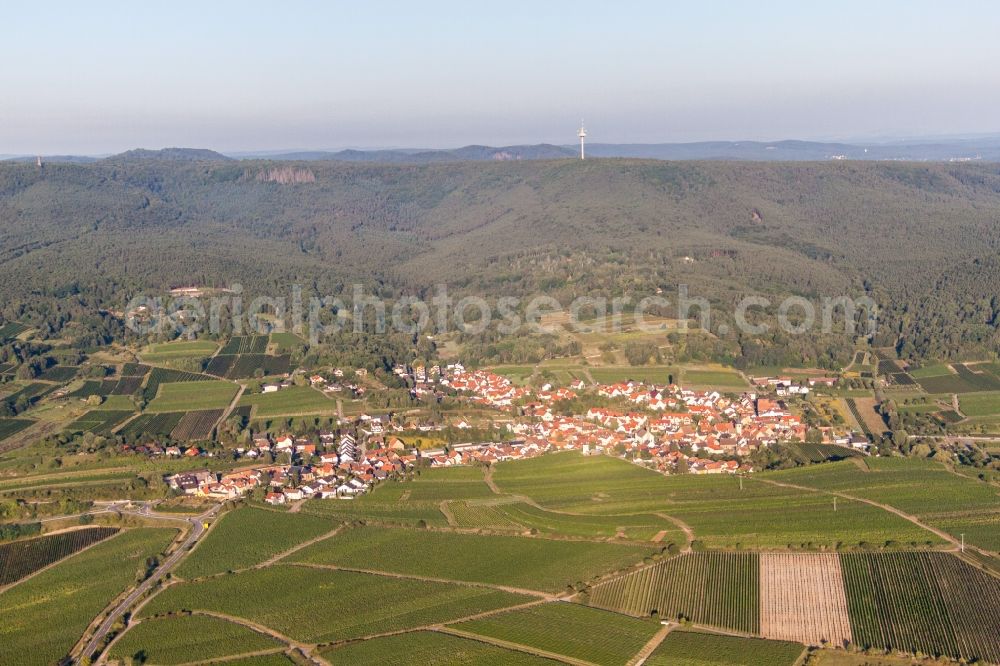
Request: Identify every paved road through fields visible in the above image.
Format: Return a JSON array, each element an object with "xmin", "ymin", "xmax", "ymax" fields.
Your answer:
[{"xmin": 79, "ymin": 504, "xmax": 221, "ymax": 662}]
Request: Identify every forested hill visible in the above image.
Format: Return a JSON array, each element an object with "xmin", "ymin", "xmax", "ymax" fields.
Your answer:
[{"xmin": 0, "ymin": 157, "xmax": 999, "ymax": 363}]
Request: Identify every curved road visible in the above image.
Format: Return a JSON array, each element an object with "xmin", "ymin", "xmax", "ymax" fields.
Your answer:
[{"xmin": 79, "ymin": 504, "xmax": 221, "ymax": 662}]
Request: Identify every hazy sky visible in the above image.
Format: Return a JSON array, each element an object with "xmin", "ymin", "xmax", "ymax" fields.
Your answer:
[{"xmin": 3, "ymin": 1, "xmax": 1000, "ymax": 154}]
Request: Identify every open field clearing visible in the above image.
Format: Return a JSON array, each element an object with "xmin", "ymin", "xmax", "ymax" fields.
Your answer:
[
  {"xmin": 110, "ymin": 613, "xmax": 285, "ymax": 664},
  {"xmin": 146, "ymin": 380, "xmax": 239, "ymax": 412},
  {"xmin": 220, "ymin": 335, "xmax": 270, "ymax": 355},
  {"xmin": 0, "ymin": 418, "xmax": 35, "ymax": 441},
  {"xmin": 455, "ymin": 601, "xmax": 659, "ymax": 666},
  {"xmin": 321, "ymin": 630, "xmax": 555, "ymax": 665},
  {"xmin": 765, "ymin": 458, "xmax": 1000, "ymax": 550},
  {"xmin": 142, "ymin": 566, "xmax": 532, "ymax": 644},
  {"xmin": 0, "ymin": 528, "xmax": 177, "ymax": 665},
  {"xmin": 239, "ymin": 386, "xmax": 337, "ymax": 418},
  {"xmin": 290, "ymin": 525, "xmax": 653, "ymax": 593},
  {"xmin": 759, "ymin": 553, "xmax": 851, "ymax": 646},
  {"xmin": 140, "ymin": 339, "xmax": 219, "ymax": 363},
  {"xmin": 841, "ymin": 552, "xmax": 1000, "ymax": 663},
  {"xmin": 588, "ymin": 552, "xmax": 758, "ymax": 633},
  {"xmin": 169, "ymin": 408, "xmax": 224, "ymax": 440},
  {"xmin": 177, "ymin": 507, "xmax": 334, "ymax": 578},
  {"xmin": 0, "ymin": 526, "xmax": 119, "ymax": 586},
  {"xmin": 300, "ymin": 495, "xmax": 449, "ymax": 527},
  {"xmin": 63, "ymin": 409, "xmax": 134, "ymax": 435},
  {"xmin": 645, "ymin": 630, "xmax": 805, "ymax": 666}
]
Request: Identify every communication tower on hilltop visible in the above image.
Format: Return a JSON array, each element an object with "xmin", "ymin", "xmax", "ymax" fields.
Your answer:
[{"xmin": 578, "ymin": 121, "xmax": 587, "ymax": 160}]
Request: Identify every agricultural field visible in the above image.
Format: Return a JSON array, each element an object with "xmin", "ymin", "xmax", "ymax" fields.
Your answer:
[
  {"xmin": 765, "ymin": 458, "xmax": 1000, "ymax": 551},
  {"xmin": 494, "ymin": 453, "xmax": 936, "ymax": 548},
  {"xmin": 489, "ymin": 365, "xmax": 536, "ymax": 385},
  {"xmin": 119, "ymin": 412, "xmax": 184, "ymax": 439},
  {"xmin": 645, "ymin": 630, "xmax": 805, "ymax": 666},
  {"xmin": 0, "ymin": 527, "xmax": 177, "ymax": 666},
  {"xmin": 207, "ymin": 353, "xmax": 292, "ymax": 379},
  {"xmin": 169, "ymin": 408, "xmax": 224, "ymax": 440},
  {"xmin": 140, "ymin": 339, "xmax": 219, "ymax": 363},
  {"xmin": 300, "ymin": 494, "xmax": 449, "ymax": 527},
  {"xmin": 0, "ymin": 526, "xmax": 119, "ymax": 586},
  {"xmin": 455, "ymin": 601, "xmax": 660, "ymax": 666},
  {"xmin": 321, "ymin": 630, "xmax": 554, "ymax": 665},
  {"xmin": 145, "ymin": 379, "xmax": 239, "ymax": 412},
  {"xmin": 915, "ymin": 362, "xmax": 1000, "ymax": 394},
  {"xmin": 492, "ymin": 452, "xmax": 674, "ymax": 513},
  {"xmin": 220, "ymin": 335, "xmax": 270, "ymax": 355},
  {"xmin": 3, "ymin": 382, "xmax": 57, "ymax": 406},
  {"xmin": 908, "ymin": 363, "xmax": 953, "ymax": 378},
  {"xmin": 665, "ymin": 486, "xmax": 936, "ymax": 549},
  {"xmin": 177, "ymin": 507, "xmax": 335, "ymax": 578},
  {"xmin": 846, "ymin": 397, "xmax": 886, "ymax": 436},
  {"xmin": 0, "ymin": 321, "xmax": 28, "ymax": 342},
  {"xmin": 143, "ymin": 367, "xmax": 215, "ymax": 401},
  {"xmin": 67, "ymin": 379, "xmax": 114, "ymax": 399},
  {"xmin": 141, "ymin": 565, "xmax": 532, "ymax": 644},
  {"xmin": 390, "ymin": 465, "xmax": 494, "ymax": 501},
  {"xmin": 269, "ymin": 331, "xmax": 305, "ymax": 351},
  {"xmin": 784, "ymin": 442, "xmax": 860, "ymax": 463},
  {"xmin": 63, "ymin": 409, "xmax": 133, "ymax": 435},
  {"xmin": 448, "ymin": 500, "xmax": 527, "ymax": 531},
  {"xmin": 121, "ymin": 363, "xmax": 151, "ymax": 377},
  {"xmin": 220, "ymin": 655, "xmax": 296, "ymax": 666},
  {"xmin": 958, "ymin": 390, "xmax": 1000, "ymax": 417},
  {"xmin": 589, "ymin": 366, "xmax": 677, "ymax": 385},
  {"xmin": 37, "ymin": 365, "xmax": 78, "ymax": 382},
  {"xmin": 681, "ymin": 368, "xmax": 748, "ymax": 389},
  {"xmin": 759, "ymin": 553, "xmax": 852, "ymax": 646},
  {"xmin": 0, "ymin": 418, "xmax": 34, "ymax": 441},
  {"xmin": 94, "ymin": 394, "xmax": 137, "ymax": 410},
  {"xmin": 587, "ymin": 552, "xmax": 759, "ymax": 633},
  {"xmin": 841, "ymin": 552, "xmax": 1000, "ymax": 663},
  {"xmin": 239, "ymin": 386, "xmax": 337, "ymax": 418},
  {"xmin": 289, "ymin": 525, "xmax": 653, "ymax": 593},
  {"xmin": 110, "ymin": 613, "xmax": 285, "ymax": 664},
  {"xmin": 492, "ymin": 502, "xmax": 682, "ymax": 542}
]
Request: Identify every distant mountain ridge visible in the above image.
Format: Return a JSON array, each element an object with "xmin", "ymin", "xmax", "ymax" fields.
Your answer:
[
  {"xmin": 7, "ymin": 136, "xmax": 1000, "ymax": 164},
  {"xmin": 105, "ymin": 147, "xmax": 233, "ymax": 162}
]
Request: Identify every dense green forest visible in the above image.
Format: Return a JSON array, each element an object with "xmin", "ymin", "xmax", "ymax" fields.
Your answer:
[{"xmin": 1, "ymin": 155, "xmax": 999, "ymax": 366}]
